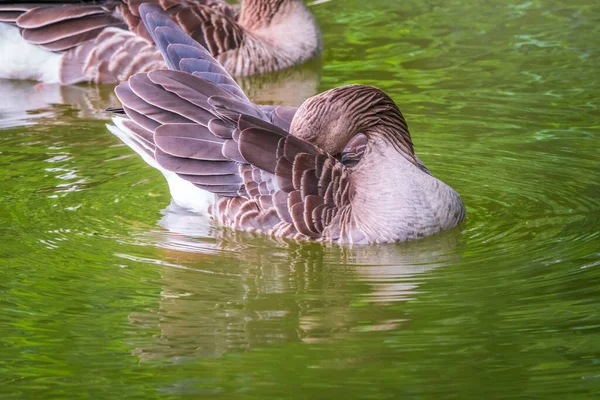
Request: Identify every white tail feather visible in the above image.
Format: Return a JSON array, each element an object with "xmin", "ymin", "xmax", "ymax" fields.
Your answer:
[
  {"xmin": 0, "ymin": 23, "xmax": 61, "ymax": 83},
  {"xmin": 108, "ymin": 117, "xmax": 214, "ymax": 214}
]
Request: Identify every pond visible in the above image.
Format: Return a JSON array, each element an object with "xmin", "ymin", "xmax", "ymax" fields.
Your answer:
[{"xmin": 0, "ymin": 0, "xmax": 599, "ymax": 398}]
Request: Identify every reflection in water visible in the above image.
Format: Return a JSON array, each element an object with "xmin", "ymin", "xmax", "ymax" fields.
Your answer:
[
  {"xmin": 125, "ymin": 204, "xmax": 462, "ymax": 361},
  {"xmin": 0, "ymin": 80, "xmax": 120, "ymax": 128},
  {"xmin": 238, "ymin": 61, "xmax": 322, "ymax": 107},
  {"xmin": 0, "ymin": 61, "xmax": 321, "ymax": 129}
]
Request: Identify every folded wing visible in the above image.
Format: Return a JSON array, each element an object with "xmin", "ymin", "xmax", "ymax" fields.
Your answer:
[{"xmin": 114, "ymin": 4, "xmax": 352, "ymax": 239}]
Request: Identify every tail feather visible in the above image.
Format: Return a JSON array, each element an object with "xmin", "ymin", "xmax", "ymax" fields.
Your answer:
[
  {"xmin": 109, "ymin": 117, "xmax": 158, "ymax": 169},
  {"xmin": 108, "ymin": 118, "xmax": 214, "ymax": 213}
]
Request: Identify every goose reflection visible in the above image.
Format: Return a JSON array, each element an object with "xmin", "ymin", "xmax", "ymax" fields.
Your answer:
[
  {"xmin": 0, "ymin": 79, "xmax": 120, "ymax": 128},
  {"xmin": 125, "ymin": 203, "xmax": 462, "ymax": 361},
  {"xmin": 236, "ymin": 61, "xmax": 322, "ymax": 107},
  {"xmin": 0, "ymin": 61, "xmax": 320, "ymax": 129}
]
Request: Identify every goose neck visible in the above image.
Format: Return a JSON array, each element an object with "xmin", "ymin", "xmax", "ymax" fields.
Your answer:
[{"xmin": 240, "ymin": 0, "xmax": 296, "ymax": 31}]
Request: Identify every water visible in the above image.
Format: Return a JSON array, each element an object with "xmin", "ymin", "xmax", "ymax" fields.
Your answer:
[{"xmin": 0, "ymin": 0, "xmax": 599, "ymax": 398}]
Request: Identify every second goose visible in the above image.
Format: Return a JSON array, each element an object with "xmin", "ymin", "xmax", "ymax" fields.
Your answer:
[{"xmin": 0, "ymin": 0, "xmax": 322, "ymax": 84}]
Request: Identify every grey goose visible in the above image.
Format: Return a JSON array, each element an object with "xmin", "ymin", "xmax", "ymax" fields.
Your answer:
[
  {"xmin": 108, "ymin": 3, "xmax": 466, "ymax": 244},
  {"xmin": 0, "ymin": 0, "xmax": 322, "ymax": 84}
]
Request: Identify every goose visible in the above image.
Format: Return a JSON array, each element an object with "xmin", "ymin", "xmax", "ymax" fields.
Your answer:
[
  {"xmin": 109, "ymin": 3, "xmax": 465, "ymax": 244},
  {"xmin": 0, "ymin": 0, "xmax": 322, "ymax": 84}
]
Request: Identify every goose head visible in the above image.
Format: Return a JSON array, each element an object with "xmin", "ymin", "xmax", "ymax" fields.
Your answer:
[
  {"xmin": 290, "ymin": 84, "xmax": 416, "ymax": 165},
  {"xmin": 288, "ymin": 84, "xmax": 464, "ymax": 242}
]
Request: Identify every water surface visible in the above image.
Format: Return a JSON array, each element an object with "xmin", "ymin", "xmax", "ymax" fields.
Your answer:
[{"xmin": 1, "ymin": 0, "xmax": 599, "ymax": 398}]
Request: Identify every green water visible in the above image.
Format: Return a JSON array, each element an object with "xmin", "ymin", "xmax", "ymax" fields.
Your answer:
[{"xmin": 1, "ymin": 0, "xmax": 599, "ymax": 398}]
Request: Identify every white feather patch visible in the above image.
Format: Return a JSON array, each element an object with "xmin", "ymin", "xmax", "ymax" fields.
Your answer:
[
  {"xmin": 108, "ymin": 118, "xmax": 214, "ymax": 214},
  {"xmin": 0, "ymin": 23, "xmax": 61, "ymax": 83}
]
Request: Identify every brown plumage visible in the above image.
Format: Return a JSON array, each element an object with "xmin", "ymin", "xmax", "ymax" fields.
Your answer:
[
  {"xmin": 109, "ymin": 4, "xmax": 465, "ymax": 244},
  {"xmin": 0, "ymin": 0, "xmax": 322, "ymax": 84}
]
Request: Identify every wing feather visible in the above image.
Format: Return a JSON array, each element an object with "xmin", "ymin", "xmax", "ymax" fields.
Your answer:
[
  {"xmin": 114, "ymin": 5, "xmax": 352, "ymax": 240},
  {"xmin": 0, "ymin": 3, "xmax": 125, "ymax": 51}
]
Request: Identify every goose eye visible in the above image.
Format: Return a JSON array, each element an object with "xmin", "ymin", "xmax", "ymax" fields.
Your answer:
[{"xmin": 341, "ymin": 152, "xmax": 361, "ymax": 167}]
